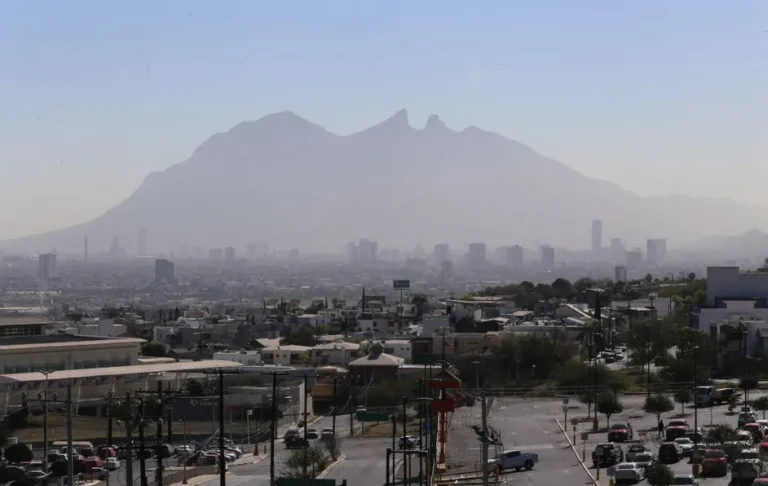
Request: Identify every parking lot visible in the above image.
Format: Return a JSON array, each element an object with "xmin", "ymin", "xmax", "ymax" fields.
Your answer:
[
  {"xmin": 565, "ymin": 392, "xmax": 768, "ymax": 485},
  {"xmin": 445, "ymin": 392, "xmax": 768, "ymax": 486}
]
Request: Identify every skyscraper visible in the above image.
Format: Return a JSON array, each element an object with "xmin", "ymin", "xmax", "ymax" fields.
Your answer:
[
  {"xmin": 38, "ymin": 253, "xmax": 57, "ymax": 279},
  {"xmin": 591, "ymin": 219, "xmax": 602, "ymax": 254},
  {"xmin": 506, "ymin": 245, "xmax": 524, "ymax": 269},
  {"xmin": 433, "ymin": 244, "xmax": 450, "ymax": 264},
  {"xmin": 610, "ymin": 238, "xmax": 624, "ymax": 263},
  {"xmin": 154, "ymin": 259, "xmax": 175, "ymax": 282},
  {"xmin": 646, "ymin": 239, "xmax": 658, "ymax": 265},
  {"xmin": 224, "ymin": 247, "xmax": 236, "ymax": 263},
  {"xmin": 541, "ymin": 245, "xmax": 555, "ymax": 269},
  {"xmin": 466, "ymin": 243, "xmax": 486, "ymax": 267}
]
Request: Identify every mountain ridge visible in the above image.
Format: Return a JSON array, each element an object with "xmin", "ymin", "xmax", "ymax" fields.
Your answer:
[{"xmin": 2, "ymin": 110, "xmax": 766, "ymax": 254}]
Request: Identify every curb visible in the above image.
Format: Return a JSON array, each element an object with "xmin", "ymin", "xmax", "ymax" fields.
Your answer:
[
  {"xmin": 316, "ymin": 454, "xmax": 347, "ymax": 479},
  {"xmin": 555, "ymin": 418, "xmax": 599, "ymax": 486}
]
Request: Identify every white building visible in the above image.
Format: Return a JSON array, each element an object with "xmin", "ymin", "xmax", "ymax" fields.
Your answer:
[
  {"xmin": 65, "ymin": 318, "xmax": 127, "ymax": 338},
  {"xmin": 379, "ymin": 339, "xmax": 412, "ymax": 362},
  {"xmin": 296, "ymin": 314, "xmax": 321, "ymax": 327},
  {"xmin": 213, "ymin": 350, "xmax": 263, "ymax": 366},
  {"xmin": 260, "ymin": 345, "xmax": 310, "ymax": 366}
]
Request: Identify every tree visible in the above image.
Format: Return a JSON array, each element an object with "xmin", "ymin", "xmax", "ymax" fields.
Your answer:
[
  {"xmin": 706, "ymin": 424, "xmax": 738, "ymax": 444},
  {"xmin": 740, "ymin": 377, "xmax": 758, "ymax": 397},
  {"xmin": 140, "ymin": 341, "xmax": 166, "ymax": 357},
  {"xmin": 280, "ymin": 446, "xmax": 329, "ymax": 479},
  {"xmin": 4, "ymin": 443, "xmax": 33, "ymax": 463},
  {"xmin": 578, "ymin": 391, "xmax": 594, "ymax": 419},
  {"xmin": 551, "ymin": 278, "xmax": 574, "ymax": 300},
  {"xmin": 673, "ymin": 388, "xmax": 692, "ymax": 416},
  {"xmin": 643, "ymin": 394, "xmax": 674, "ymax": 422},
  {"xmin": 281, "ymin": 328, "xmax": 319, "ymax": 347},
  {"xmin": 597, "ymin": 392, "xmax": 623, "ymax": 428},
  {"xmin": 644, "ymin": 462, "xmax": 675, "ymax": 486},
  {"xmin": 753, "ymin": 396, "xmax": 768, "ymax": 419}
]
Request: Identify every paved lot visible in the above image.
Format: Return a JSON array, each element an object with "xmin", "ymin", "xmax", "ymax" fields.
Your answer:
[
  {"xmin": 448, "ymin": 398, "xmax": 595, "ymax": 485},
  {"xmin": 321, "ymin": 438, "xmax": 391, "ymax": 485},
  {"xmin": 566, "ymin": 391, "xmax": 768, "ymax": 486}
]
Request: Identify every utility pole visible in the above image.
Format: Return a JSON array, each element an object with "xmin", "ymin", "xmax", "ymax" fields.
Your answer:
[
  {"xmin": 331, "ymin": 378, "xmax": 338, "ymax": 450},
  {"xmin": 270, "ymin": 373, "xmax": 278, "ymax": 486},
  {"xmin": 167, "ymin": 382, "xmax": 173, "ymax": 443},
  {"xmin": 138, "ymin": 400, "xmax": 148, "ymax": 486},
  {"xmin": 402, "ymin": 397, "xmax": 408, "ymax": 486},
  {"xmin": 156, "ymin": 382, "xmax": 165, "ymax": 486},
  {"xmin": 41, "ymin": 370, "xmax": 51, "ymax": 473},
  {"xmin": 106, "ymin": 390, "xmax": 113, "ymax": 448},
  {"xmin": 219, "ymin": 370, "xmax": 226, "ymax": 486},
  {"xmin": 481, "ymin": 394, "xmax": 489, "ymax": 486},
  {"xmin": 67, "ymin": 383, "xmax": 74, "ymax": 486},
  {"xmin": 125, "ymin": 393, "xmax": 134, "ymax": 486},
  {"xmin": 302, "ymin": 374, "xmax": 309, "ymax": 477}
]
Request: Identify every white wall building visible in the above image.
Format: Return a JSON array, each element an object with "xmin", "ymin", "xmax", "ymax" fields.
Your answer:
[
  {"xmin": 311, "ymin": 341, "xmax": 360, "ymax": 365},
  {"xmin": 707, "ymin": 266, "xmax": 768, "ymax": 306},
  {"xmin": 213, "ymin": 350, "xmax": 263, "ymax": 366},
  {"xmin": 379, "ymin": 339, "xmax": 412, "ymax": 362}
]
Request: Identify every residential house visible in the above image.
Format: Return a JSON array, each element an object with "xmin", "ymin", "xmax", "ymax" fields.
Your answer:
[
  {"xmin": 260, "ymin": 345, "xmax": 311, "ymax": 365},
  {"xmin": 213, "ymin": 349, "xmax": 263, "ymax": 365},
  {"xmin": 348, "ymin": 342, "xmax": 404, "ymax": 383},
  {"xmin": 379, "ymin": 340, "xmax": 412, "ymax": 362},
  {"xmin": 297, "ymin": 314, "xmax": 321, "ymax": 328},
  {"xmin": 311, "ymin": 341, "xmax": 360, "ymax": 366}
]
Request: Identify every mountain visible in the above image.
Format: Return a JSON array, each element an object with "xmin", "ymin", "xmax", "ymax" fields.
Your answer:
[{"xmin": 4, "ymin": 110, "xmax": 768, "ymax": 255}]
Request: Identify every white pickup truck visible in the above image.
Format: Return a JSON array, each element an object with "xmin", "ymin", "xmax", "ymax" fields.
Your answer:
[{"xmin": 488, "ymin": 450, "xmax": 539, "ymax": 472}]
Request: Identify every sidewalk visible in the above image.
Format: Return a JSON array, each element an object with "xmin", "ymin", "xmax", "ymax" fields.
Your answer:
[{"xmin": 168, "ymin": 474, "xmax": 218, "ymax": 486}]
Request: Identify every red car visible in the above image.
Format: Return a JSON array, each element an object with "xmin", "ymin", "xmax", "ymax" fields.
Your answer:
[
  {"xmin": 665, "ymin": 419, "xmax": 688, "ymax": 441},
  {"xmin": 701, "ymin": 449, "xmax": 727, "ymax": 477}
]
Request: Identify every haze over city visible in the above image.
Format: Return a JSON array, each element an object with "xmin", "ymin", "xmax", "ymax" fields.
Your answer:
[{"xmin": 2, "ymin": 0, "xmax": 768, "ymax": 256}]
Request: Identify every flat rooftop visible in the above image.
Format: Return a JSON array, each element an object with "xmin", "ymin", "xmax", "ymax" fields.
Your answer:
[
  {"xmin": 0, "ymin": 335, "xmax": 145, "ymax": 351},
  {"xmin": 0, "ymin": 360, "xmax": 244, "ymax": 385}
]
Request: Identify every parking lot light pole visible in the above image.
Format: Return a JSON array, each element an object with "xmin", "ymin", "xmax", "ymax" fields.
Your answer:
[{"xmin": 692, "ymin": 345, "xmax": 700, "ymax": 478}]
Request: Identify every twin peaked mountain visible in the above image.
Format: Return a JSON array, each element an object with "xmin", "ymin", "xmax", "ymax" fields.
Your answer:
[{"xmin": 4, "ymin": 110, "xmax": 764, "ymax": 253}]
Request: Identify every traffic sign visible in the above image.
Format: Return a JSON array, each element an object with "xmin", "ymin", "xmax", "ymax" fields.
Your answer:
[{"xmin": 580, "ymin": 432, "xmax": 589, "ymax": 441}]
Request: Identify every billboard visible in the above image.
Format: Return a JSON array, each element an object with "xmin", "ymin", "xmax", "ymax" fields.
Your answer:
[{"xmin": 393, "ymin": 279, "xmax": 411, "ymax": 289}]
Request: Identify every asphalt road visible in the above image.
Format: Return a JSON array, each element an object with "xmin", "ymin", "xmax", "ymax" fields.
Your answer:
[{"xmin": 321, "ymin": 438, "xmax": 391, "ymax": 485}]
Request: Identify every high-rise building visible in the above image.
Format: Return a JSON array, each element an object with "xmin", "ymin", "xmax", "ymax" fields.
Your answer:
[
  {"xmin": 506, "ymin": 245, "xmax": 524, "ymax": 269},
  {"xmin": 466, "ymin": 243, "xmax": 486, "ymax": 267},
  {"xmin": 541, "ymin": 245, "xmax": 555, "ymax": 269},
  {"xmin": 646, "ymin": 239, "xmax": 658, "ymax": 265},
  {"xmin": 154, "ymin": 259, "xmax": 175, "ymax": 282},
  {"xmin": 655, "ymin": 238, "xmax": 667, "ymax": 264},
  {"xmin": 358, "ymin": 239, "xmax": 378, "ymax": 264},
  {"xmin": 38, "ymin": 253, "xmax": 57, "ymax": 279},
  {"xmin": 209, "ymin": 248, "xmax": 224, "ymax": 261},
  {"xmin": 626, "ymin": 248, "xmax": 643, "ymax": 269},
  {"xmin": 614, "ymin": 265, "xmax": 627, "ymax": 283},
  {"xmin": 224, "ymin": 247, "xmax": 236, "ymax": 263},
  {"xmin": 591, "ymin": 219, "xmax": 602, "ymax": 255},
  {"xmin": 433, "ymin": 244, "xmax": 450, "ymax": 264},
  {"xmin": 138, "ymin": 228, "xmax": 147, "ymax": 256},
  {"xmin": 610, "ymin": 238, "xmax": 624, "ymax": 263}
]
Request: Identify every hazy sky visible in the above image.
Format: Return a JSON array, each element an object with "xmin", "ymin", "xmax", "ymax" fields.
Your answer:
[{"xmin": 1, "ymin": 0, "xmax": 766, "ymax": 239}]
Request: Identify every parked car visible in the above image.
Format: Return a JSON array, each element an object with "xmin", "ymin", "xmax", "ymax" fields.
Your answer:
[
  {"xmin": 625, "ymin": 444, "xmax": 650, "ymax": 462},
  {"xmin": 658, "ymin": 442, "xmax": 683, "ymax": 464},
  {"xmin": 320, "ymin": 428, "xmax": 334, "ymax": 440},
  {"xmin": 732, "ymin": 459, "xmax": 763, "ymax": 482},
  {"xmin": 701, "ymin": 449, "xmax": 727, "ymax": 477},
  {"xmin": 105, "ymin": 457, "xmax": 121, "ymax": 470},
  {"xmin": 674, "ymin": 437, "xmax": 694, "ymax": 456},
  {"xmin": 744, "ymin": 423, "xmax": 765, "ymax": 442},
  {"xmin": 671, "ymin": 473, "xmax": 698, "ymax": 485},
  {"xmin": 633, "ymin": 452, "xmax": 654, "ymax": 471},
  {"xmin": 487, "ymin": 450, "xmax": 538, "ymax": 472},
  {"xmin": 666, "ymin": 420, "xmax": 688, "ymax": 441},
  {"xmin": 25, "ymin": 470, "xmax": 50, "ymax": 486},
  {"xmin": 304, "ymin": 429, "xmax": 319, "ymax": 440},
  {"xmin": 613, "ymin": 463, "xmax": 644, "ymax": 482},
  {"xmin": 607, "ymin": 423, "xmax": 633, "ymax": 442},
  {"xmin": 592, "ymin": 443, "xmax": 623, "ymax": 467},
  {"xmin": 739, "ymin": 412, "xmax": 758, "ymax": 428},
  {"xmin": 84, "ymin": 468, "xmax": 109, "ymax": 481}
]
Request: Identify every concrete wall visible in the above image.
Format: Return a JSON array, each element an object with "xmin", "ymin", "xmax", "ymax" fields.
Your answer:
[{"xmin": 707, "ymin": 266, "xmax": 768, "ymax": 306}]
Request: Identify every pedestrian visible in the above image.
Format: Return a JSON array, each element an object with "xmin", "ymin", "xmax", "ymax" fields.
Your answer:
[{"xmin": 658, "ymin": 419, "xmax": 664, "ymax": 438}]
